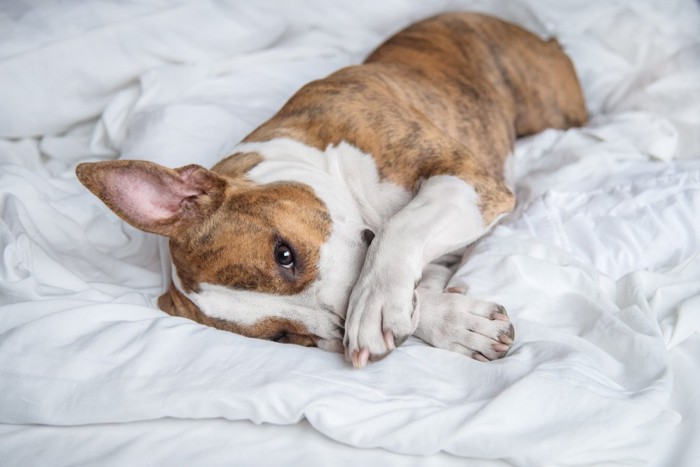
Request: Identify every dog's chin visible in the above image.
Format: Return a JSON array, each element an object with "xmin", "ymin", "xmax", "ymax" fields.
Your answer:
[{"xmin": 316, "ymin": 338, "xmax": 344, "ymax": 353}]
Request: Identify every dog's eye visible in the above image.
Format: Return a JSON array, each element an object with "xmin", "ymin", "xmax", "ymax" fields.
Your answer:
[{"xmin": 274, "ymin": 243, "xmax": 294, "ymax": 268}]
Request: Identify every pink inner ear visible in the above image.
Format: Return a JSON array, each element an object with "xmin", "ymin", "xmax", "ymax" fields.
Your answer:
[{"xmin": 104, "ymin": 167, "xmax": 203, "ymax": 226}]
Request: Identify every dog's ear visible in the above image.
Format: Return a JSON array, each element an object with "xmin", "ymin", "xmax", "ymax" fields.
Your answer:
[{"xmin": 76, "ymin": 160, "xmax": 228, "ymax": 237}]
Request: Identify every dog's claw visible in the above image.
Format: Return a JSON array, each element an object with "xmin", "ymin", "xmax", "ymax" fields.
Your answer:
[
  {"xmin": 499, "ymin": 333, "xmax": 514, "ymax": 345},
  {"xmin": 492, "ymin": 312, "xmax": 509, "ymax": 322},
  {"xmin": 352, "ymin": 348, "xmax": 370, "ymax": 369},
  {"xmin": 491, "ymin": 305, "xmax": 509, "ymax": 321},
  {"xmin": 472, "ymin": 352, "xmax": 490, "ymax": 362},
  {"xmin": 383, "ymin": 330, "xmax": 396, "ymax": 351}
]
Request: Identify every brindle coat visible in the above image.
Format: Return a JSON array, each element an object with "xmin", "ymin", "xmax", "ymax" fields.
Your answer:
[
  {"xmin": 78, "ymin": 13, "xmax": 586, "ymax": 345},
  {"xmin": 222, "ymin": 13, "xmax": 586, "ymax": 222}
]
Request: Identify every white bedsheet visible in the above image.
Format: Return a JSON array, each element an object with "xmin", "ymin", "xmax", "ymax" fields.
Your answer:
[{"xmin": 1, "ymin": 0, "xmax": 699, "ymax": 466}]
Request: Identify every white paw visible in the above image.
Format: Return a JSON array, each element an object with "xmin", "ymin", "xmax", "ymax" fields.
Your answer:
[
  {"xmin": 343, "ymin": 267, "xmax": 418, "ymax": 368},
  {"xmin": 414, "ymin": 289, "xmax": 515, "ymax": 361}
]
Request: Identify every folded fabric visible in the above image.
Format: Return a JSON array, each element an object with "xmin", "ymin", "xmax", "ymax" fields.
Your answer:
[
  {"xmin": 2, "ymin": 0, "xmax": 700, "ymax": 465},
  {"xmin": 2, "ymin": 157, "xmax": 699, "ymax": 465}
]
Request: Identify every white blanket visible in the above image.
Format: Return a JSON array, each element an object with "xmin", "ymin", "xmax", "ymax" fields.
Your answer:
[{"xmin": 1, "ymin": 0, "xmax": 699, "ymax": 466}]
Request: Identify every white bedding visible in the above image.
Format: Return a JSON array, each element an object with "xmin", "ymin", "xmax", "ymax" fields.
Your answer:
[{"xmin": 1, "ymin": 0, "xmax": 699, "ymax": 466}]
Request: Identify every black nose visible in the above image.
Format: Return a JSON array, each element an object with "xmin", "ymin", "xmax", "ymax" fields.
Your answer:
[{"xmin": 362, "ymin": 229, "xmax": 375, "ymax": 246}]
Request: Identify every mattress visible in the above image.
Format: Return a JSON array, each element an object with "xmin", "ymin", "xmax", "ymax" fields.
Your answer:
[{"xmin": 1, "ymin": 0, "xmax": 699, "ymax": 466}]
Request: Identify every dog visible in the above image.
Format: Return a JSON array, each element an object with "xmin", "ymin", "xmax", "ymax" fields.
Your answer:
[{"xmin": 76, "ymin": 13, "xmax": 586, "ymax": 368}]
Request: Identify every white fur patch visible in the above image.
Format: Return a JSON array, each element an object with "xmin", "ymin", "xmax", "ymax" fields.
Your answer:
[
  {"xmin": 184, "ymin": 281, "xmax": 343, "ymax": 338},
  {"xmin": 322, "ymin": 142, "xmax": 412, "ymax": 231},
  {"xmin": 172, "ymin": 262, "xmax": 344, "ymax": 346},
  {"xmin": 233, "ymin": 138, "xmax": 411, "ymax": 229}
]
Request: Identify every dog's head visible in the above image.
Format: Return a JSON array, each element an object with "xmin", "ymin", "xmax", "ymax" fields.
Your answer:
[{"xmin": 76, "ymin": 159, "xmax": 372, "ymax": 352}]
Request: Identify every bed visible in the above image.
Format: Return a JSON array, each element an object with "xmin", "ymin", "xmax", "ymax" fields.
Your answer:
[{"xmin": 1, "ymin": 0, "xmax": 699, "ymax": 465}]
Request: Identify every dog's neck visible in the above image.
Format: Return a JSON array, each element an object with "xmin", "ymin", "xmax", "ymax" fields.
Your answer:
[{"xmin": 230, "ymin": 138, "xmax": 412, "ymax": 232}]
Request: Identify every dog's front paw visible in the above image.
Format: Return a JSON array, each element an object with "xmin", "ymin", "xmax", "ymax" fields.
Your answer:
[
  {"xmin": 343, "ymin": 267, "xmax": 418, "ymax": 368},
  {"xmin": 414, "ymin": 290, "xmax": 515, "ymax": 361}
]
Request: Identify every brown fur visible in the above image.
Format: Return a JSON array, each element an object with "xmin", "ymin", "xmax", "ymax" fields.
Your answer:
[
  {"xmin": 170, "ymin": 181, "xmax": 332, "ymax": 296},
  {"xmin": 212, "ymin": 151, "xmax": 263, "ymax": 178},
  {"xmin": 242, "ymin": 13, "xmax": 586, "ymax": 222}
]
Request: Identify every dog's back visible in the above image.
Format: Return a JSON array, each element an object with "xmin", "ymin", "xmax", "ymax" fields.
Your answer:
[
  {"xmin": 242, "ymin": 13, "xmax": 586, "ymax": 221},
  {"xmin": 365, "ymin": 13, "xmax": 587, "ymax": 172}
]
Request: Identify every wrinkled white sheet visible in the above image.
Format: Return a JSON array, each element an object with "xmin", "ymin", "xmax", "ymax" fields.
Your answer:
[{"xmin": 1, "ymin": 0, "xmax": 700, "ymax": 466}]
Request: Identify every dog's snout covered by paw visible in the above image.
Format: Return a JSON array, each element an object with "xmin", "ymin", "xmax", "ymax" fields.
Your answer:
[{"xmin": 77, "ymin": 13, "xmax": 585, "ymax": 367}]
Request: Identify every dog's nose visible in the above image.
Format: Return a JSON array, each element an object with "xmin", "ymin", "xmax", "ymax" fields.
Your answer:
[{"xmin": 361, "ymin": 229, "xmax": 375, "ymax": 246}]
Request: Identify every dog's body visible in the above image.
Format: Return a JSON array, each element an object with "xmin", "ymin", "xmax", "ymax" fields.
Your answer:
[{"xmin": 77, "ymin": 13, "xmax": 586, "ymax": 368}]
